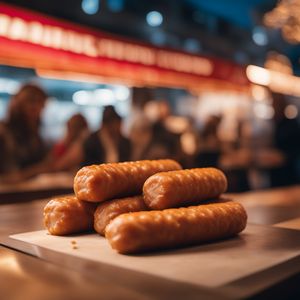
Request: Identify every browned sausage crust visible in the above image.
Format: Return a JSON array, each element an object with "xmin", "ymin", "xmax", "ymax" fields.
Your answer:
[
  {"xmin": 74, "ymin": 159, "xmax": 182, "ymax": 202},
  {"xmin": 44, "ymin": 196, "xmax": 96, "ymax": 235},
  {"xmin": 105, "ymin": 200, "xmax": 247, "ymax": 254},
  {"xmin": 143, "ymin": 167, "xmax": 227, "ymax": 210},
  {"xmin": 94, "ymin": 195, "xmax": 147, "ymax": 236}
]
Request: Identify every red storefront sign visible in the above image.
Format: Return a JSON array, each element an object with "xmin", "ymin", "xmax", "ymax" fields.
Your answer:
[{"xmin": 0, "ymin": 3, "xmax": 249, "ymax": 90}]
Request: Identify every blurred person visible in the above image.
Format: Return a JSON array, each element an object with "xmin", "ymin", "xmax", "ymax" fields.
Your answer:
[
  {"xmin": 0, "ymin": 84, "xmax": 47, "ymax": 175},
  {"xmin": 195, "ymin": 115, "xmax": 223, "ymax": 168},
  {"xmin": 196, "ymin": 114, "xmax": 251, "ymax": 192},
  {"xmin": 269, "ymin": 92, "xmax": 300, "ymax": 186},
  {"xmin": 41, "ymin": 113, "xmax": 90, "ymax": 172},
  {"xmin": 141, "ymin": 120, "xmax": 182, "ymax": 161},
  {"xmin": 140, "ymin": 100, "xmax": 184, "ymax": 163},
  {"xmin": 83, "ymin": 105, "xmax": 131, "ymax": 165},
  {"xmin": 179, "ymin": 117, "xmax": 200, "ymax": 168},
  {"xmin": 2, "ymin": 113, "xmax": 90, "ymax": 182},
  {"xmin": 219, "ymin": 119, "xmax": 252, "ymax": 192},
  {"xmin": 127, "ymin": 100, "xmax": 152, "ymax": 161},
  {"xmin": 52, "ymin": 113, "xmax": 89, "ymax": 160}
]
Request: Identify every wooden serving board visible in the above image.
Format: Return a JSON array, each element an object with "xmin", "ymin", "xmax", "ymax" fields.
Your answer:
[{"xmin": 4, "ymin": 224, "xmax": 300, "ymax": 290}]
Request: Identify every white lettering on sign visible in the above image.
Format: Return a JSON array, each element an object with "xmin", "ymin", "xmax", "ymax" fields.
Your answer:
[
  {"xmin": 27, "ymin": 22, "xmax": 44, "ymax": 44},
  {"xmin": 0, "ymin": 14, "xmax": 10, "ymax": 36},
  {"xmin": 8, "ymin": 17, "xmax": 27, "ymax": 40},
  {"xmin": 0, "ymin": 13, "xmax": 213, "ymax": 76},
  {"xmin": 96, "ymin": 39, "xmax": 156, "ymax": 65},
  {"xmin": 157, "ymin": 51, "xmax": 213, "ymax": 76}
]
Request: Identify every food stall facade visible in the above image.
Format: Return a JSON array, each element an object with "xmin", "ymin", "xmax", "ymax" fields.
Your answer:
[{"xmin": 0, "ymin": 3, "xmax": 249, "ymax": 91}]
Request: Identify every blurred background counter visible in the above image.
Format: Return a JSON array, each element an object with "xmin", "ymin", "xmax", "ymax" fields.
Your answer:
[{"xmin": 0, "ymin": 1, "xmax": 299, "ymax": 198}]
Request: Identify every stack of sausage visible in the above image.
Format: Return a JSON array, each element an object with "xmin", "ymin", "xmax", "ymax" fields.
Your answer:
[{"xmin": 44, "ymin": 159, "xmax": 247, "ymax": 254}]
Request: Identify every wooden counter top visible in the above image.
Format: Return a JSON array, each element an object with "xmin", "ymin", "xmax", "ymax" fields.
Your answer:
[{"xmin": 0, "ymin": 185, "xmax": 300, "ymax": 299}]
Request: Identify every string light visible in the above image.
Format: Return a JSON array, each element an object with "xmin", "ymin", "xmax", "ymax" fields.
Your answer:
[
  {"xmin": 284, "ymin": 104, "xmax": 298, "ymax": 119},
  {"xmin": 246, "ymin": 65, "xmax": 300, "ymax": 97},
  {"xmin": 264, "ymin": 0, "xmax": 300, "ymax": 44}
]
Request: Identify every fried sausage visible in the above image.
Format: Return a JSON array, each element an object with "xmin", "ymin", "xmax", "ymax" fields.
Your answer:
[
  {"xmin": 143, "ymin": 167, "xmax": 227, "ymax": 210},
  {"xmin": 105, "ymin": 200, "xmax": 247, "ymax": 254},
  {"xmin": 74, "ymin": 159, "xmax": 182, "ymax": 203},
  {"xmin": 44, "ymin": 196, "xmax": 96, "ymax": 235},
  {"xmin": 94, "ymin": 195, "xmax": 147, "ymax": 236}
]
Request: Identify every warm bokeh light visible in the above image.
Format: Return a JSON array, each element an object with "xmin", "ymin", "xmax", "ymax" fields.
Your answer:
[
  {"xmin": 265, "ymin": 52, "xmax": 293, "ymax": 75},
  {"xmin": 264, "ymin": 0, "xmax": 300, "ymax": 44},
  {"xmin": 0, "ymin": 254, "xmax": 25, "ymax": 277},
  {"xmin": 164, "ymin": 116, "xmax": 189, "ymax": 134},
  {"xmin": 247, "ymin": 65, "xmax": 300, "ymax": 97},
  {"xmin": 284, "ymin": 104, "xmax": 298, "ymax": 119},
  {"xmin": 246, "ymin": 65, "xmax": 271, "ymax": 86},
  {"xmin": 180, "ymin": 132, "xmax": 198, "ymax": 155},
  {"xmin": 251, "ymin": 85, "xmax": 269, "ymax": 102},
  {"xmin": 254, "ymin": 103, "xmax": 274, "ymax": 120}
]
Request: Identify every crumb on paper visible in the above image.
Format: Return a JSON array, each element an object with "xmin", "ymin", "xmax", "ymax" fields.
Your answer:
[{"xmin": 71, "ymin": 240, "xmax": 78, "ymax": 249}]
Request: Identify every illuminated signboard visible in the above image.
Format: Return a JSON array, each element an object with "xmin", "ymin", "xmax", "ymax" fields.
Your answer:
[
  {"xmin": 0, "ymin": 3, "xmax": 249, "ymax": 90},
  {"xmin": 0, "ymin": 13, "xmax": 213, "ymax": 76}
]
